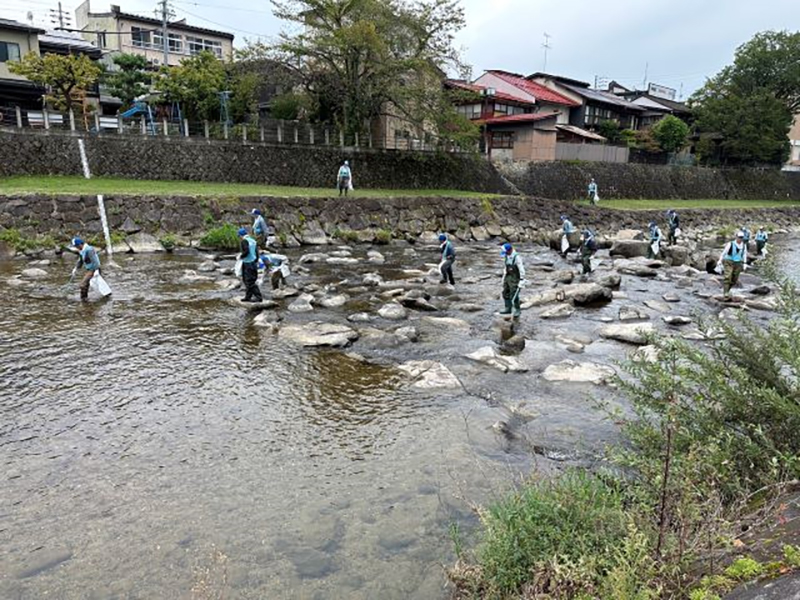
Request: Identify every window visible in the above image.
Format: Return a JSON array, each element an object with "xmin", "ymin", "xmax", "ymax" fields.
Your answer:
[
  {"xmin": 153, "ymin": 31, "xmax": 183, "ymax": 53},
  {"xmin": 455, "ymin": 103, "xmax": 482, "ymax": 119},
  {"xmin": 492, "ymin": 131, "xmax": 514, "ymax": 149},
  {"xmin": 0, "ymin": 42, "xmax": 21, "ymax": 62},
  {"xmin": 494, "ymin": 103, "xmax": 509, "ymax": 115},
  {"xmin": 96, "ymin": 32, "xmax": 107, "ymax": 48},
  {"xmin": 186, "ymin": 36, "xmax": 222, "ymax": 57},
  {"xmin": 131, "ymin": 26, "xmax": 151, "ymax": 48}
]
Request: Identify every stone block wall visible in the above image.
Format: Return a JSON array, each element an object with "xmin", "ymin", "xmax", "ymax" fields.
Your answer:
[
  {"xmin": 0, "ymin": 131, "xmax": 512, "ymax": 194},
  {"xmin": 498, "ymin": 161, "xmax": 800, "ymax": 200},
  {"xmin": 2, "ymin": 194, "xmax": 799, "ymax": 247}
]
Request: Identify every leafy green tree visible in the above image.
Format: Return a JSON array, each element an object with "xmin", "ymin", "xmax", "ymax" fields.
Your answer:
[
  {"xmin": 269, "ymin": 92, "xmax": 308, "ymax": 120},
  {"xmin": 690, "ymin": 30, "xmax": 799, "ymax": 166},
  {"xmin": 154, "ymin": 51, "xmax": 225, "ymax": 121},
  {"xmin": 597, "ymin": 119, "xmax": 622, "ymax": 143},
  {"xmin": 104, "ymin": 53, "xmax": 151, "ymax": 110},
  {"xmin": 267, "ymin": 0, "xmax": 466, "ymax": 138},
  {"xmin": 9, "ymin": 52, "xmax": 101, "ymax": 113},
  {"xmin": 227, "ymin": 69, "xmax": 259, "ymax": 123},
  {"xmin": 651, "ymin": 114, "xmax": 689, "ymax": 153}
]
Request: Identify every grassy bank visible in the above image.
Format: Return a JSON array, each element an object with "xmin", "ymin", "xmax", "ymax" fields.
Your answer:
[
  {"xmin": 450, "ymin": 262, "xmax": 800, "ymax": 599},
  {"xmin": 583, "ymin": 198, "xmax": 800, "ymax": 210},
  {"xmin": 0, "ymin": 175, "xmax": 499, "ymax": 199}
]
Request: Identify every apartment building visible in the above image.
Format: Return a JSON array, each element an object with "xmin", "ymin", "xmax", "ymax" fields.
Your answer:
[{"xmin": 75, "ymin": 1, "xmax": 234, "ymax": 67}]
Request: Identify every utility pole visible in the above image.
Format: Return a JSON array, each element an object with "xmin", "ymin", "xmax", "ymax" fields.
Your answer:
[
  {"xmin": 542, "ymin": 33, "xmax": 552, "ymax": 72},
  {"xmin": 48, "ymin": 3, "xmax": 73, "ymax": 30},
  {"xmin": 642, "ymin": 62, "xmax": 649, "ymax": 91},
  {"xmin": 157, "ymin": 0, "xmax": 171, "ymax": 66}
]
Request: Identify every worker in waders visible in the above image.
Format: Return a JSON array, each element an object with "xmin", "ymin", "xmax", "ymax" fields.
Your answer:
[
  {"xmin": 251, "ymin": 209, "xmax": 269, "ymax": 249},
  {"xmin": 438, "ymin": 233, "xmax": 456, "ymax": 285},
  {"xmin": 647, "ymin": 221, "xmax": 663, "ymax": 259},
  {"xmin": 238, "ymin": 227, "xmax": 262, "ymax": 303},
  {"xmin": 560, "ymin": 215, "xmax": 575, "ymax": 258},
  {"xmin": 718, "ymin": 230, "xmax": 748, "ymax": 300},
  {"xmin": 337, "ymin": 161, "xmax": 352, "ymax": 197},
  {"xmin": 587, "ymin": 178, "xmax": 598, "ymax": 204},
  {"xmin": 500, "ymin": 242, "xmax": 525, "ymax": 318},
  {"xmin": 579, "ymin": 229, "xmax": 596, "ymax": 275},
  {"xmin": 666, "ymin": 209, "xmax": 680, "ymax": 246},
  {"xmin": 70, "ymin": 237, "xmax": 101, "ymax": 301},
  {"xmin": 755, "ymin": 228, "xmax": 769, "ymax": 256}
]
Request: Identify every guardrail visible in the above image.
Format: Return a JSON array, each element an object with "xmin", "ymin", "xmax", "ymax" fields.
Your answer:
[{"xmin": 0, "ymin": 106, "xmax": 470, "ymax": 153}]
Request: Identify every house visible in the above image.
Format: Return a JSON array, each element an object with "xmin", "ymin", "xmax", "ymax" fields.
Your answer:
[
  {"xmin": 616, "ymin": 90, "xmax": 691, "ymax": 128},
  {"xmin": 446, "ymin": 74, "xmax": 575, "ymax": 161},
  {"xmin": 75, "ymin": 1, "xmax": 234, "ymax": 68},
  {"xmin": 528, "ymin": 72, "xmax": 645, "ymax": 132},
  {"xmin": 787, "ymin": 114, "xmax": 800, "ymax": 171},
  {"xmin": 0, "ymin": 18, "xmax": 46, "ymax": 110}
]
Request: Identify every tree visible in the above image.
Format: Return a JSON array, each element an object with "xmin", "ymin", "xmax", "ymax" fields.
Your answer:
[
  {"xmin": 651, "ymin": 115, "xmax": 689, "ymax": 153},
  {"xmin": 154, "ymin": 51, "xmax": 225, "ymax": 121},
  {"xmin": 104, "ymin": 53, "xmax": 151, "ymax": 110},
  {"xmin": 267, "ymin": 0, "xmax": 466, "ymax": 137},
  {"xmin": 597, "ymin": 119, "xmax": 622, "ymax": 144},
  {"xmin": 690, "ymin": 30, "xmax": 799, "ymax": 166},
  {"xmin": 9, "ymin": 52, "xmax": 101, "ymax": 114}
]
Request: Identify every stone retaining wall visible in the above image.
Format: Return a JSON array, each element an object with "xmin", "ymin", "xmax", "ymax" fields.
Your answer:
[
  {"xmin": 2, "ymin": 194, "xmax": 799, "ymax": 247},
  {"xmin": 0, "ymin": 131, "xmax": 512, "ymax": 194},
  {"xmin": 498, "ymin": 161, "xmax": 800, "ymax": 200}
]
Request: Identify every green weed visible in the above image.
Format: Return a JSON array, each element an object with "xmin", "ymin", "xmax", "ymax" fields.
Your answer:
[{"xmin": 199, "ymin": 223, "xmax": 240, "ymax": 250}]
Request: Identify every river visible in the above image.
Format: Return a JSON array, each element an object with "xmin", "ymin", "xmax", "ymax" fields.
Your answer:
[{"xmin": 0, "ymin": 237, "xmax": 786, "ymax": 599}]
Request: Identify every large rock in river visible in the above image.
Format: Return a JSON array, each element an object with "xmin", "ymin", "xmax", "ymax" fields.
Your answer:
[
  {"xmin": 278, "ymin": 322, "xmax": 358, "ymax": 347},
  {"xmin": 542, "ymin": 360, "xmax": 616, "ymax": 385},
  {"xmin": 398, "ymin": 360, "xmax": 461, "ymax": 389},
  {"xmin": 610, "ymin": 240, "xmax": 650, "ymax": 259},
  {"xmin": 465, "ymin": 346, "xmax": 528, "ymax": 373},
  {"xmin": 599, "ymin": 322, "xmax": 655, "ymax": 345},
  {"xmin": 126, "ymin": 232, "xmax": 163, "ymax": 253}
]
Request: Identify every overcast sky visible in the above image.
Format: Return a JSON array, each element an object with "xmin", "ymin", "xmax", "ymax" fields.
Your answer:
[{"xmin": 7, "ymin": 0, "xmax": 798, "ymax": 99}]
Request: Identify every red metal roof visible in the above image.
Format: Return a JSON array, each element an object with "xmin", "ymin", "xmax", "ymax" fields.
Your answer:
[
  {"xmin": 445, "ymin": 79, "xmax": 534, "ymax": 105},
  {"xmin": 486, "ymin": 70, "xmax": 580, "ymax": 107},
  {"xmin": 478, "ymin": 112, "xmax": 559, "ymax": 126}
]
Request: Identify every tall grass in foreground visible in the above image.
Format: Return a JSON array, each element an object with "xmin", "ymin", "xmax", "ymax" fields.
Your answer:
[{"xmin": 450, "ymin": 257, "xmax": 800, "ymax": 599}]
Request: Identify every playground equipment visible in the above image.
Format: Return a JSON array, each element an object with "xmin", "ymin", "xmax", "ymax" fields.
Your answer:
[{"xmin": 120, "ymin": 101, "xmax": 156, "ymax": 135}]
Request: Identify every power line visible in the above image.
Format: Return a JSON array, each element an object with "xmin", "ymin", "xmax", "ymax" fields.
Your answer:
[
  {"xmin": 174, "ymin": 6, "xmax": 271, "ymax": 39},
  {"xmin": 172, "ymin": 0, "xmax": 274, "ymax": 15}
]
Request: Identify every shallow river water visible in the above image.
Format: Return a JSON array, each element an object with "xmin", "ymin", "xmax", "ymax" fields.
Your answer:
[{"xmin": 0, "ymin": 237, "xmax": 788, "ymax": 599}]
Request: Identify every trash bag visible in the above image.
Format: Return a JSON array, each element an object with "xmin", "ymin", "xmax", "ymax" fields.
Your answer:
[
  {"xmin": 560, "ymin": 235, "xmax": 570, "ymax": 253},
  {"xmin": 90, "ymin": 271, "xmax": 112, "ymax": 297},
  {"xmin": 593, "ymin": 193, "xmax": 600, "ymax": 203},
  {"xmin": 234, "ymin": 258, "xmax": 243, "ymax": 278},
  {"xmin": 714, "ymin": 262, "xmax": 723, "ymax": 275},
  {"xmin": 280, "ymin": 264, "xmax": 291, "ymax": 278},
  {"xmin": 348, "ymin": 177, "xmax": 354, "ymax": 191},
  {"xmin": 266, "ymin": 235, "xmax": 277, "ymax": 247},
  {"xmin": 675, "ymin": 227, "xmax": 682, "ymax": 239},
  {"xmin": 650, "ymin": 241, "xmax": 660, "ymax": 256}
]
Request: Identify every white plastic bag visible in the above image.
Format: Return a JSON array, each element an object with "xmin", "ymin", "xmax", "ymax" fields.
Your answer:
[
  {"xmin": 348, "ymin": 176, "xmax": 354, "ymax": 191},
  {"xmin": 266, "ymin": 235, "xmax": 277, "ymax": 247},
  {"xmin": 593, "ymin": 193, "xmax": 600, "ymax": 203},
  {"xmin": 714, "ymin": 262, "xmax": 723, "ymax": 275},
  {"xmin": 650, "ymin": 241, "xmax": 660, "ymax": 256},
  {"xmin": 674, "ymin": 227, "xmax": 682, "ymax": 239},
  {"xmin": 234, "ymin": 258, "xmax": 243, "ymax": 278},
  {"xmin": 280, "ymin": 264, "xmax": 291, "ymax": 278},
  {"xmin": 560, "ymin": 235, "xmax": 569, "ymax": 253},
  {"xmin": 90, "ymin": 271, "xmax": 112, "ymax": 297}
]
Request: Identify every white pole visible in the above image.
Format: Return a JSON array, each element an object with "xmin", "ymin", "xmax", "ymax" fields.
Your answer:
[{"xmin": 77, "ymin": 138, "xmax": 114, "ymax": 262}]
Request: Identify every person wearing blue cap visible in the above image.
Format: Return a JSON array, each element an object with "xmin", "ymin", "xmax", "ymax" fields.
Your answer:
[
  {"xmin": 560, "ymin": 215, "xmax": 575, "ymax": 257},
  {"xmin": 238, "ymin": 227, "xmax": 262, "ymax": 302},
  {"xmin": 337, "ymin": 160, "xmax": 352, "ymax": 197},
  {"xmin": 251, "ymin": 209, "xmax": 269, "ymax": 249},
  {"xmin": 648, "ymin": 221, "xmax": 663, "ymax": 259},
  {"xmin": 70, "ymin": 237, "xmax": 101, "ymax": 300},
  {"xmin": 579, "ymin": 229, "xmax": 596, "ymax": 275},
  {"xmin": 666, "ymin": 209, "xmax": 680, "ymax": 246},
  {"xmin": 500, "ymin": 242, "xmax": 525, "ymax": 318},
  {"xmin": 438, "ymin": 233, "xmax": 456, "ymax": 285}
]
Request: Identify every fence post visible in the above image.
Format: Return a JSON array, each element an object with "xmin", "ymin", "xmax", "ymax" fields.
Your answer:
[
  {"xmin": 43, "ymin": 108, "xmax": 50, "ymax": 130},
  {"xmin": 69, "ymin": 109, "xmax": 76, "ymax": 132},
  {"xmin": 15, "ymin": 106, "xmax": 22, "ymax": 128},
  {"xmin": 339, "ymin": 130, "xmax": 344, "ymax": 147},
  {"xmin": 294, "ymin": 124, "xmax": 298, "ymax": 144},
  {"xmin": 260, "ymin": 125, "xmax": 265, "ymax": 143},
  {"xmin": 309, "ymin": 126, "xmax": 315, "ymax": 145},
  {"xmin": 94, "ymin": 112, "xmax": 101, "ymax": 133},
  {"xmin": 140, "ymin": 115, "xmax": 146, "ymax": 135},
  {"xmin": 277, "ymin": 121, "xmax": 283, "ymax": 143},
  {"xmin": 325, "ymin": 128, "xmax": 330, "ymax": 146},
  {"xmin": 117, "ymin": 115, "xmax": 123, "ymax": 134},
  {"xmin": 183, "ymin": 118, "xmax": 189, "ymax": 137},
  {"xmin": 355, "ymin": 132, "xmax": 359, "ymax": 148},
  {"xmin": 223, "ymin": 122, "xmax": 228, "ymax": 140},
  {"xmin": 163, "ymin": 118, "xmax": 168, "ymax": 137},
  {"xmin": 204, "ymin": 120, "xmax": 209, "ymax": 140},
  {"xmin": 242, "ymin": 125, "xmax": 247, "ymax": 143}
]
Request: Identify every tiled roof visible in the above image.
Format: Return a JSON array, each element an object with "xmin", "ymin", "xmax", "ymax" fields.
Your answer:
[
  {"xmin": 0, "ymin": 17, "xmax": 45, "ymax": 34},
  {"xmin": 445, "ymin": 79, "xmax": 534, "ymax": 105},
  {"xmin": 479, "ymin": 112, "xmax": 559, "ymax": 126},
  {"xmin": 561, "ymin": 83, "xmax": 645, "ymax": 111},
  {"xmin": 556, "ymin": 124, "xmax": 606, "ymax": 141},
  {"xmin": 486, "ymin": 70, "xmax": 580, "ymax": 107}
]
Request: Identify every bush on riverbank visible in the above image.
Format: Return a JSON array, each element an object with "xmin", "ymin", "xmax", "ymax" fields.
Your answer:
[
  {"xmin": 199, "ymin": 223, "xmax": 240, "ymax": 250},
  {"xmin": 449, "ymin": 263, "xmax": 800, "ymax": 599}
]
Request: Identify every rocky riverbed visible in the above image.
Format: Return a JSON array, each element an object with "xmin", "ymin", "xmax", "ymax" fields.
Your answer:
[{"xmin": 0, "ymin": 229, "xmax": 789, "ymax": 599}]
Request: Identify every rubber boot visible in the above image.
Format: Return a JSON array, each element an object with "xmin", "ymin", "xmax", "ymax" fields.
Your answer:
[{"xmin": 499, "ymin": 297, "xmax": 512, "ymax": 315}]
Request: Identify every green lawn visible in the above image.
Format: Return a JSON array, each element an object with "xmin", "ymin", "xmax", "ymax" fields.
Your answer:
[
  {"xmin": 0, "ymin": 175, "xmax": 499, "ymax": 199},
  {"xmin": 584, "ymin": 198, "xmax": 800, "ymax": 210}
]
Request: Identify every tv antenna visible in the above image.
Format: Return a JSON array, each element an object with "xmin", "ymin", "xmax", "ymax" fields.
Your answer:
[{"xmin": 542, "ymin": 32, "xmax": 552, "ymax": 72}]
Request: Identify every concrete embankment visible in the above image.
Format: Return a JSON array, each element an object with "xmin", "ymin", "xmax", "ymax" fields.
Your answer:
[{"xmin": 1, "ymin": 194, "xmax": 799, "ymax": 251}]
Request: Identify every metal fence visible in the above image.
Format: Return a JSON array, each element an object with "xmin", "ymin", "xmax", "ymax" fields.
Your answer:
[
  {"xmin": 555, "ymin": 142, "xmax": 630, "ymax": 164},
  {"xmin": 0, "ymin": 106, "xmax": 468, "ymax": 153}
]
